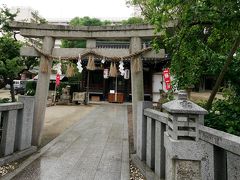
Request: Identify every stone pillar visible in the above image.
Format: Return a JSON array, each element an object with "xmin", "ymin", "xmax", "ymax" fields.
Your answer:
[
  {"xmin": 86, "ymin": 39, "xmax": 96, "ymax": 48},
  {"xmin": 162, "ymin": 91, "xmax": 213, "ymax": 180},
  {"xmin": 32, "ymin": 36, "xmax": 55, "ymax": 146},
  {"xmin": 15, "ymin": 96, "xmax": 35, "ymax": 150},
  {"xmin": 146, "ymin": 117, "xmax": 155, "ymax": 169},
  {"xmin": 137, "ymin": 101, "xmax": 152, "ymax": 160},
  {"xmin": 155, "ymin": 120, "xmax": 166, "ymax": 178},
  {"xmin": 227, "ymin": 152, "xmax": 240, "ymax": 180},
  {"xmin": 130, "ymin": 37, "xmax": 144, "ymax": 150},
  {"xmin": 86, "ymin": 39, "xmax": 96, "ymax": 103},
  {"xmin": 0, "ymin": 109, "xmax": 18, "ymax": 156}
]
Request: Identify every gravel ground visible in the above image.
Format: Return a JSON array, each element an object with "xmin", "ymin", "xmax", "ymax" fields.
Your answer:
[
  {"xmin": 128, "ymin": 105, "xmax": 146, "ymax": 180},
  {"xmin": 130, "ymin": 160, "xmax": 146, "ymax": 180},
  {"xmin": 0, "ymin": 162, "xmax": 18, "ymax": 176}
]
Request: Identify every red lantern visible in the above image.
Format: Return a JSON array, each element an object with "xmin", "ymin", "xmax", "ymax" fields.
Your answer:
[
  {"xmin": 56, "ymin": 73, "xmax": 60, "ymax": 86},
  {"xmin": 166, "ymin": 82, "xmax": 171, "ymax": 90},
  {"xmin": 163, "ymin": 68, "xmax": 172, "ymax": 90}
]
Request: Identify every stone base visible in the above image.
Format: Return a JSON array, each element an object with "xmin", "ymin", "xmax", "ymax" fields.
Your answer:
[
  {"xmin": 0, "ymin": 146, "xmax": 37, "ymax": 166},
  {"xmin": 164, "ymin": 132, "xmax": 214, "ymax": 180},
  {"xmin": 175, "ymin": 160, "xmax": 201, "ymax": 180}
]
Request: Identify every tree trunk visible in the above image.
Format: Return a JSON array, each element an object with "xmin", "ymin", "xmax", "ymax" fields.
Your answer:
[
  {"xmin": 9, "ymin": 80, "xmax": 16, "ymax": 102},
  {"xmin": 206, "ymin": 37, "xmax": 240, "ymax": 110}
]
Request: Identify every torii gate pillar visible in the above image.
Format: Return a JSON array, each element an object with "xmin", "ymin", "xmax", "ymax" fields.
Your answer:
[
  {"xmin": 130, "ymin": 37, "xmax": 144, "ymax": 151},
  {"xmin": 32, "ymin": 36, "xmax": 55, "ymax": 146}
]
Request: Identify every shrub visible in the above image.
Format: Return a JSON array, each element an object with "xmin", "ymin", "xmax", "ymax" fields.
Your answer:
[
  {"xmin": 0, "ymin": 98, "xmax": 10, "ymax": 103},
  {"xmin": 204, "ymin": 88, "xmax": 240, "ymax": 136},
  {"xmin": 25, "ymin": 80, "xmax": 37, "ymax": 96}
]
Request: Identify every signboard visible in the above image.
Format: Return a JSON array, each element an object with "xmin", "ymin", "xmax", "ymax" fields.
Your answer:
[
  {"xmin": 163, "ymin": 68, "xmax": 172, "ymax": 90},
  {"xmin": 56, "ymin": 73, "xmax": 60, "ymax": 86},
  {"xmin": 103, "ymin": 69, "xmax": 109, "ymax": 79},
  {"xmin": 124, "ymin": 69, "xmax": 130, "ymax": 79}
]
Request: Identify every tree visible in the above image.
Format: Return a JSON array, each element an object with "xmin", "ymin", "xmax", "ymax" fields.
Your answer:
[
  {"xmin": 121, "ymin": 17, "xmax": 145, "ymax": 25},
  {"xmin": 24, "ymin": 10, "xmax": 48, "ymax": 73},
  {"xmin": 0, "ymin": 5, "xmax": 23, "ymax": 102},
  {"xmin": 61, "ymin": 16, "xmax": 111, "ymax": 48},
  {"xmin": 128, "ymin": 0, "xmax": 240, "ymax": 109},
  {"xmin": 0, "ymin": 5, "xmax": 17, "ymax": 34},
  {"xmin": 30, "ymin": 11, "xmax": 47, "ymax": 24},
  {"xmin": 0, "ymin": 34, "xmax": 23, "ymax": 102}
]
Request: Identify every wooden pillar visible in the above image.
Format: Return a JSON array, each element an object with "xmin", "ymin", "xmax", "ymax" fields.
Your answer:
[
  {"xmin": 32, "ymin": 36, "xmax": 55, "ymax": 146},
  {"xmin": 130, "ymin": 37, "xmax": 144, "ymax": 150}
]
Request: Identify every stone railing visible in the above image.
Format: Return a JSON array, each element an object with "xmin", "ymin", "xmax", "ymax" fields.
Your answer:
[
  {"xmin": 0, "ymin": 96, "xmax": 36, "ymax": 166},
  {"xmin": 136, "ymin": 92, "xmax": 240, "ymax": 180}
]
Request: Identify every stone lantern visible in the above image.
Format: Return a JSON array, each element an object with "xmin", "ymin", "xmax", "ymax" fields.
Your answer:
[
  {"xmin": 162, "ymin": 90, "xmax": 207, "ymax": 141},
  {"xmin": 162, "ymin": 91, "xmax": 211, "ymax": 180}
]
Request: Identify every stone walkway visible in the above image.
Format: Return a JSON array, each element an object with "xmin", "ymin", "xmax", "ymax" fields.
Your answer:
[{"xmin": 7, "ymin": 104, "xmax": 129, "ymax": 180}]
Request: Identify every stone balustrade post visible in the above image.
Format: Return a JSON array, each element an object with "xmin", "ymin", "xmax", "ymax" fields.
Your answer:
[
  {"xmin": 137, "ymin": 101, "xmax": 152, "ymax": 161},
  {"xmin": 162, "ymin": 90, "xmax": 214, "ymax": 180},
  {"xmin": 15, "ymin": 96, "xmax": 35, "ymax": 151}
]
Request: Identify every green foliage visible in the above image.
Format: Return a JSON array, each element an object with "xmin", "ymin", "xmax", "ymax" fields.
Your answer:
[
  {"xmin": 25, "ymin": 81, "xmax": 37, "ymax": 96},
  {"xmin": 68, "ymin": 73, "xmax": 82, "ymax": 82},
  {"xmin": 0, "ymin": 34, "xmax": 23, "ymax": 80},
  {"xmin": 0, "ymin": 5, "xmax": 17, "ymax": 33},
  {"xmin": 70, "ymin": 16, "xmax": 105, "ymax": 26},
  {"xmin": 204, "ymin": 88, "xmax": 240, "ymax": 136},
  {"xmin": 30, "ymin": 11, "xmax": 47, "ymax": 24},
  {"xmin": 0, "ymin": 6, "xmax": 22, "ymax": 102},
  {"xmin": 23, "ymin": 57, "xmax": 39, "ymax": 70},
  {"xmin": 121, "ymin": 17, "xmax": 145, "ymax": 25},
  {"xmin": 224, "ymin": 49, "xmax": 240, "ymax": 96},
  {"xmin": 129, "ymin": 0, "xmax": 240, "ymax": 135},
  {"xmin": 0, "ymin": 98, "xmax": 10, "ymax": 103},
  {"xmin": 129, "ymin": 0, "xmax": 240, "ymax": 89},
  {"xmin": 0, "ymin": 5, "xmax": 39, "ymax": 101},
  {"xmin": 61, "ymin": 16, "xmax": 111, "ymax": 48}
]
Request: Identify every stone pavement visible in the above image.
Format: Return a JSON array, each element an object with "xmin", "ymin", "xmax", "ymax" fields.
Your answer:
[{"xmin": 7, "ymin": 104, "xmax": 129, "ymax": 180}]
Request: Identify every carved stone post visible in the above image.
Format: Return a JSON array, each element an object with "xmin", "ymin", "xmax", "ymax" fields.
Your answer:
[
  {"xmin": 32, "ymin": 36, "xmax": 55, "ymax": 146},
  {"xmin": 162, "ymin": 91, "xmax": 214, "ymax": 180},
  {"xmin": 130, "ymin": 37, "xmax": 144, "ymax": 150}
]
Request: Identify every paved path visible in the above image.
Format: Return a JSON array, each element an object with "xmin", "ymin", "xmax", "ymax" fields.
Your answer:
[{"xmin": 9, "ymin": 104, "xmax": 129, "ymax": 180}]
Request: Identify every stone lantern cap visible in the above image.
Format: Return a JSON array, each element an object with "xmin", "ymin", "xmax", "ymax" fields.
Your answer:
[{"xmin": 162, "ymin": 91, "xmax": 208, "ymax": 115}]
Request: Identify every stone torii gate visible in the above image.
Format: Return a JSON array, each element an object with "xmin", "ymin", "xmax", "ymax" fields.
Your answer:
[{"xmin": 10, "ymin": 22, "xmax": 166, "ymax": 148}]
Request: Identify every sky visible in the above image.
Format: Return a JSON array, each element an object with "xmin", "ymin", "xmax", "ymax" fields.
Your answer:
[{"xmin": 0, "ymin": 0, "xmax": 134, "ymax": 20}]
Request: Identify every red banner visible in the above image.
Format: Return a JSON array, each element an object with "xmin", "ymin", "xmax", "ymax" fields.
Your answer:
[
  {"xmin": 163, "ymin": 68, "xmax": 172, "ymax": 90},
  {"xmin": 56, "ymin": 74, "xmax": 60, "ymax": 86}
]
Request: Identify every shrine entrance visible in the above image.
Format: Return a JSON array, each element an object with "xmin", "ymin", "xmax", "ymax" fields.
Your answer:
[{"xmin": 10, "ymin": 22, "xmax": 167, "ymax": 149}]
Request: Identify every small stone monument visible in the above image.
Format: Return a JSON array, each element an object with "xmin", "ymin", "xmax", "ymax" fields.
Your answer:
[{"xmin": 59, "ymin": 85, "xmax": 71, "ymax": 104}]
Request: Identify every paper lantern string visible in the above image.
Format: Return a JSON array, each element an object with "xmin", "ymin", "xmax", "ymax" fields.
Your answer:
[
  {"xmin": 119, "ymin": 60, "xmax": 125, "ymax": 76},
  {"xmin": 101, "ymin": 57, "xmax": 106, "ymax": 64},
  {"xmin": 52, "ymin": 57, "xmax": 62, "ymax": 74},
  {"xmin": 77, "ymin": 54, "xmax": 83, "ymax": 73}
]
